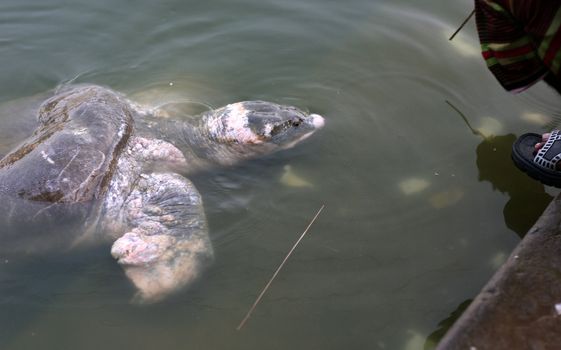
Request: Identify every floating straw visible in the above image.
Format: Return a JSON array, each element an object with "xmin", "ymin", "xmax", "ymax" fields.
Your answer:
[
  {"xmin": 449, "ymin": 9, "xmax": 476, "ymax": 41},
  {"xmin": 236, "ymin": 204, "xmax": 325, "ymax": 331}
]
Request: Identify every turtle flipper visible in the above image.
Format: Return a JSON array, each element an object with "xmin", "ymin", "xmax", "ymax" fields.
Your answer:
[{"xmin": 111, "ymin": 172, "xmax": 213, "ymax": 303}]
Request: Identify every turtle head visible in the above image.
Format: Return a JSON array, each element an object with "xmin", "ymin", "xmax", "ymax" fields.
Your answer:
[{"xmin": 204, "ymin": 101, "xmax": 324, "ymax": 154}]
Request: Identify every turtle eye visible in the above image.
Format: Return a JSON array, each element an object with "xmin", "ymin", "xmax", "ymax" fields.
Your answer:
[{"xmin": 291, "ymin": 119, "xmax": 301, "ymax": 127}]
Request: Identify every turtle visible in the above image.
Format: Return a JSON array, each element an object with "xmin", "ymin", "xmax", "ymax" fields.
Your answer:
[{"xmin": 0, "ymin": 84, "xmax": 324, "ymax": 303}]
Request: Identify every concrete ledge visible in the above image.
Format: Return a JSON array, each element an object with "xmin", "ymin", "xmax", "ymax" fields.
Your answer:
[{"xmin": 437, "ymin": 195, "xmax": 561, "ymax": 349}]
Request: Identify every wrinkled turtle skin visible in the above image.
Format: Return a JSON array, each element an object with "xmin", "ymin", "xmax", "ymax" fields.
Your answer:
[{"xmin": 0, "ymin": 84, "xmax": 324, "ymax": 303}]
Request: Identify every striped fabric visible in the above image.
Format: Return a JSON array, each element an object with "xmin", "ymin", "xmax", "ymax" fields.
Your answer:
[{"xmin": 474, "ymin": 0, "xmax": 561, "ymax": 91}]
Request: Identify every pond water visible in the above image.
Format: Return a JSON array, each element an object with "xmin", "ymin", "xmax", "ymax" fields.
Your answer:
[{"xmin": 1, "ymin": 0, "xmax": 561, "ymax": 349}]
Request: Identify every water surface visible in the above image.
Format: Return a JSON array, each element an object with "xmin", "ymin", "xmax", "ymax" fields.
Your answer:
[{"xmin": 1, "ymin": 0, "xmax": 560, "ymax": 349}]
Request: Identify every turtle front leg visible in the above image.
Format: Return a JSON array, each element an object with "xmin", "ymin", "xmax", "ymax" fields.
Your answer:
[{"xmin": 111, "ymin": 172, "xmax": 213, "ymax": 303}]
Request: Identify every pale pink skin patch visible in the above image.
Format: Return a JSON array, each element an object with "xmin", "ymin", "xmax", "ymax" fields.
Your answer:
[
  {"xmin": 110, "ymin": 229, "xmax": 168, "ymax": 265},
  {"xmin": 111, "ymin": 228, "xmax": 209, "ymax": 303},
  {"xmin": 207, "ymin": 103, "xmax": 263, "ymax": 144}
]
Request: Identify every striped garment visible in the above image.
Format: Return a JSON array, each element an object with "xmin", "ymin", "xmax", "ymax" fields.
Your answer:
[{"xmin": 474, "ymin": 0, "xmax": 561, "ymax": 92}]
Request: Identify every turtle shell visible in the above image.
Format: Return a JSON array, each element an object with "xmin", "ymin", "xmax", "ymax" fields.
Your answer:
[{"xmin": 0, "ymin": 85, "xmax": 134, "ymax": 204}]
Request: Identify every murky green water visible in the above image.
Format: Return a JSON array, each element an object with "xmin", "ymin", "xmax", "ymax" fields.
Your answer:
[{"xmin": 1, "ymin": 0, "xmax": 561, "ymax": 349}]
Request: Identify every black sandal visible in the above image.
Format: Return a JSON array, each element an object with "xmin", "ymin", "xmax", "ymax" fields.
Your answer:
[{"xmin": 512, "ymin": 130, "xmax": 561, "ymax": 188}]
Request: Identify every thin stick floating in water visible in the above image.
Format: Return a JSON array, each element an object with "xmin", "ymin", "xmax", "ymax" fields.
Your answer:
[
  {"xmin": 445, "ymin": 100, "xmax": 484, "ymax": 139},
  {"xmin": 236, "ymin": 204, "xmax": 325, "ymax": 331},
  {"xmin": 449, "ymin": 9, "xmax": 475, "ymax": 41}
]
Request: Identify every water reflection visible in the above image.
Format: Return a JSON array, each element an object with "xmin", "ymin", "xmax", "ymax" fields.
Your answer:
[
  {"xmin": 423, "ymin": 299, "xmax": 472, "ymax": 349},
  {"xmin": 476, "ymin": 134, "xmax": 552, "ymax": 238},
  {"xmin": 424, "ymin": 134, "xmax": 553, "ymax": 348}
]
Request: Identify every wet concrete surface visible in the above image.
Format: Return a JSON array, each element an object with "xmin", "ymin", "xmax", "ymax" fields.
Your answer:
[{"xmin": 437, "ymin": 195, "xmax": 561, "ymax": 350}]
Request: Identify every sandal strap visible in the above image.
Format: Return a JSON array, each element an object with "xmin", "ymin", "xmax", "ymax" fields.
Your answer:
[{"xmin": 534, "ymin": 130, "xmax": 561, "ymax": 170}]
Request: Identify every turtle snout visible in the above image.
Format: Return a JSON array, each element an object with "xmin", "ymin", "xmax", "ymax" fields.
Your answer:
[{"xmin": 309, "ymin": 114, "xmax": 325, "ymax": 129}]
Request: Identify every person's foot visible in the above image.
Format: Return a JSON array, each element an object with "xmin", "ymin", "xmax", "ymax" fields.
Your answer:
[
  {"xmin": 512, "ymin": 131, "xmax": 561, "ymax": 187},
  {"xmin": 534, "ymin": 133, "xmax": 551, "ymax": 151},
  {"xmin": 534, "ymin": 132, "xmax": 561, "ymax": 170}
]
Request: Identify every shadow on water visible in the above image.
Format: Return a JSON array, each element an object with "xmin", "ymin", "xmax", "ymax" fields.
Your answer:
[
  {"xmin": 424, "ymin": 133, "xmax": 553, "ymax": 348},
  {"xmin": 475, "ymin": 134, "xmax": 552, "ymax": 238},
  {"xmin": 424, "ymin": 299, "xmax": 472, "ymax": 349},
  {"xmin": 444, "ymin": 102, "xmax": 552, "ymax": 237}
]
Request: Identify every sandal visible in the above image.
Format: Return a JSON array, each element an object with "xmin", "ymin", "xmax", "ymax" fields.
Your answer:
[{"xmin": 512, "ymin": 130, "xmax": 561, "ymax": 188}]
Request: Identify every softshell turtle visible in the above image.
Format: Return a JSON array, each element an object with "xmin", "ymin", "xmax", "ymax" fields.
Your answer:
[{"xmin": 0, "ymin": 84, "xmax": 324, "ymax": 302}]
